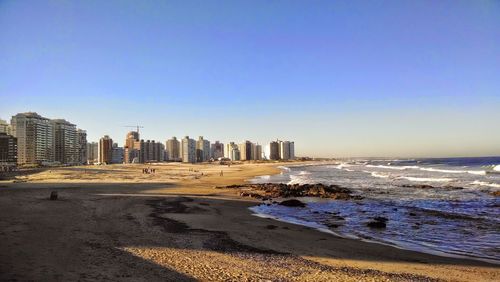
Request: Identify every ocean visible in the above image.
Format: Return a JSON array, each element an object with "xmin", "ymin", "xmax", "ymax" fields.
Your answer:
[{"xmin": 249, "ymin": 157, "xmax": 500, "ymax": 264}]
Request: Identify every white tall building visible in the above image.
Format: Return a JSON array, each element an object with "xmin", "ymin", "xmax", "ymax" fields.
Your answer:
[
  {"xmin": 181, "ymin": 136, "xmax": 196, "ymax": 163},
  {"xmin": 11, "ymin": 112, "xmax": 54, "ymax": 165},
  {"xmin": 278, "ymin": 140, "xmax": 294, "ymax": 160}
]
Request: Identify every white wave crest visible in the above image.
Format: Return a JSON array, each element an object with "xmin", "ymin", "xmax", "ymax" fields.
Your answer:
[
  {"xmin": 371, "ymin": 172, "xmax": 390, "ymax": 179},
  {"xmin": 278, "ymin": 166, "xmax": 291, "ymax": 172},
  {"xmin": 287, "ymin": 174, "xmax": 311, "ymax": 185},
  {"xmin": 494, "ymin": 165, "xmax": 500, "ymax": 172},
  {"xmin": 472, "ymin": 180, "xmax": 500, "ymax": 188},
  {"xmin": 397, "ymin": 176, "xmax": 452, "ymax": 182},
  {"xmin": 420, "ymin": 167, "xmax": 486, "ymax": 176},
  {"xmin": 366, "ymin": 165, "xmax": 419, "ymax": 170}
]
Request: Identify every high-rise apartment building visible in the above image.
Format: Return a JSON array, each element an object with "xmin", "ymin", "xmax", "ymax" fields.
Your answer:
[
  {"xmin": 0, "ymin": 132, "xmax": 17, "ymax": 165},
  {"xmin": 111, "ymin": 143, "xmax": 124, "ymax": 164},
  {"xmin": 77, "ymin": 129, "xmax": 87, "ymax": 165},
  {"xmin": 225, "ymin": 142, "xmax": 240, "ymax": 161},
  {"xmin": 166, "ymin": 137, "xmax": 180, "ymax": 161},
  {"xmin": 0, "ymin": 119, "xmax": 12, "ymax": 135},
  {"xmin": 87, "ymin": 142, "xmax": 98, "ymax": 164},
  {"xmin": 11, "ymin": 112, "xmax": 54, "ymax": 165},
  {"xmin": 196, "ymin": 136, "xmax": 210, "ymax": 162},
  {"xmin": 124, "ymin": 131, "xmax": 139, "ymax": 164},
  {"xmin": 279, "ymin": 141, "xmax": 290, "ymax": 160},
  {"xmin": 255, "ymin": 144, "xmax": 262, "ymax": 160},
  {"xmin": 144, "ymin": 140, "xmax": 164, "ymax": 162},
  {"xmin": 98, "ymin": 135, "xmax": 113, "ymax": 164},
  {"xmin": 181, "ymin": 136, "xmax": 196, "ymax": 163},
  {"xmin": 52, "ymin": 119, "xmax": 78, "ymax": 165},
  {"xmin": 269, "ymin": 141, "xmax": 280, "ymax": 160},
  {"xmin": 210, "ymin": 141, "xmax": 224, "ymax": 159},
  {"xmin": 276, "ymin": 140, "xmax": 295, "ymax": 160},
  {"xmin": 289, "ymin": 141, "xmax": 295, "ymax": 160},
  {"xmin": 239, "ymin": 141, "xmax": 254, "ymax": 161}
]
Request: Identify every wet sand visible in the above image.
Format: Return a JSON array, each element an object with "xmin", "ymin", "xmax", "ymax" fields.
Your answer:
[{"xmin": 0, "ymin": 162, "xmax": 498, "ymax": 281}]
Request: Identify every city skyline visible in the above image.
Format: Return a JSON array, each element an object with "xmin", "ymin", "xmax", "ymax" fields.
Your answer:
[{"xmin": 1, "ymin": 1, "xmax": 499, "ymax": 158}]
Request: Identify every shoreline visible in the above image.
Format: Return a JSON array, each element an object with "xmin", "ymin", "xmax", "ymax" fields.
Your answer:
[
  {"xmin": 0, "ymin": 162, "xmax": 499, "ymax": 281},
  {"xmin": 245, "ymin": 165, "xmax": 500, "ymax": 266}
]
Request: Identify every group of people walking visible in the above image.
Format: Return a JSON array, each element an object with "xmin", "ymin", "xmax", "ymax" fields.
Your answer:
[{"xmin": 142, "ymin": 167, "xmax": 156, "ymax": 174}]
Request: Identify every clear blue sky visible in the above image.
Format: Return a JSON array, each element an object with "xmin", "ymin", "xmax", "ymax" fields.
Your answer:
[{"xmin": 1, "ymin": 0, "xmax": 499, "ymax": 158}]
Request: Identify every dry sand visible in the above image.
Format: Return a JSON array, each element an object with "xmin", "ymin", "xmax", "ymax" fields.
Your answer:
[{"xmin": 0, "ymin": 162, "xmax": 498, "ymax": 281}]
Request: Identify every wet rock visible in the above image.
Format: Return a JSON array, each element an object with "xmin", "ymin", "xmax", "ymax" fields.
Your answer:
[
  {"xmin": 400, "ymin": 184, "xmax": 435, "ymax": 189},
  {"xmin": 222, "ymin": 183, "xmax": 362, "ymax": 200},
  {"xmin": 491, "ymin": 191, "xmax": 500, "ymax": 197},
  {"xmin": 367, "ymin": 216, "xmax": 388, "ymax": 228},
  {"xmin": 50, "ymin": 191, "xmax": 58, "ymax": 200},
  {"xmin": 409, "ymin": 212, "xmax": 417, "ymax": 216},
  {"xmin": 367, "ymin": 221, "xmax": 386, "ymax": 228},
  {"xmin": 278, "ymin": 199, "xmax": 306, "ymax": 207}
]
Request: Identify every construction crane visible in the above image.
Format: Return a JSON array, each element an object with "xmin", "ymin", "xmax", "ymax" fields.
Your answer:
[{"xmin": 124, "ymin": 125, "xmax": 144, "ymax": 134}]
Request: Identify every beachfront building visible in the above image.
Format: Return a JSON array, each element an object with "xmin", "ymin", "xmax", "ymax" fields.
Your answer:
[
  {"xmin": 77, "ymin": 129, "xmax": 87, "ymax": 165},
  {"xmin": 166, "ymin": 137, "xmax": 181, "ymax": 161},
  {"xmin": 211, "ymin": 141, "xmax": 224, "ymax": 160},
  {"xmin": 181, "ymin": 136, "xmax": 196, "ymax": 163},
  {"xmin": 276, "ymin": 140, "xmax": 295, "ymax": 160},
  {"xmin": 196, "ymin": 136, "xmax": 210, "ymax": 162},
  {"xmin": 269, "ymin": 141, "xmax": 280, "ymax": 160},
  {"xmin": 124, "ymin": 131, "xmax": 140, "ymax": 164},
  {"xmin": 0, "ymin": 132, "xmax": 17, "ymax": 167},
  {"xmin": 111, "ymin": 143, "xmax": 124, "ymax": 164},
  {"xmin": 144, "ymin": 140, "xmax": 164, "ymax": 162},
  {"xmin": 11, "ymin": 112, "xmax": 55, "ymax": 165},
  {"xmin": 52, "ymin": 119, "xmax": 78, "ymax": 165},
  {"xmin": 239, "ymin": 141, "xmax": 254, "ymax": 161},
  {"xmin": 255, "ymin": 144, "xmax": 262, "ymax": 160},
  {"xmin": 87, "ymin": 142, "xmax": 98, "ymax": 164},
  {"xmin": 0, "ymin": 119, "xmax": 12, "ymax": 135},
  {"xmin": 98, "ymin": 135, "xmax": 113, "ymax": 164},
  {"xmin": 225, "ymin": 142, "xmax": 240, "ymax": 161}
]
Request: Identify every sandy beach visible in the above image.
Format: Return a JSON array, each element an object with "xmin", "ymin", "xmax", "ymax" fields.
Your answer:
[{"xmin": 0, "ymin": 162, "xmax": 498, "ymax": 281}]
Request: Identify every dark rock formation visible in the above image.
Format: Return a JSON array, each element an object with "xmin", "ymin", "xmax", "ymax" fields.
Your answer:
[
  {"xmin": 279, "ymin": 199, "xmax": 306, "ymax": 207},
  {"xmin": 366, "ymin": 216, "xmax": 388, "ymax": 228},
  {"xmin": 220, "ymin": 183, "xmax": 362, "ymax": 200},
  {"xmin": 367, "ymin": 221, "xmax": 386, "ymax": 228}
]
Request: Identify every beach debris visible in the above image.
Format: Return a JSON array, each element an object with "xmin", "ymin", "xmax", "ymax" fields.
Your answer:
[
  {"xmin": 278, "ymin": 199, "xmax": 306, "ymax": 207},
  {"xmin": 50, "ymin": 191, "xmax": 58, "ymax": 201},
  {"xmin": 366, "ymin": 216, "xmax": 388, "ymax": 229},
  {"xmin": 220, "ymin": 183, "xmax": 362, "ymax": 200},
  {"xmin": 491, "ymin": 191, "xmax": 500, "ymax": 197}
]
